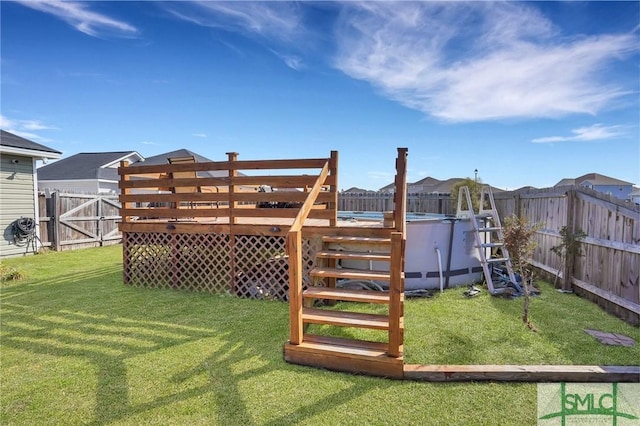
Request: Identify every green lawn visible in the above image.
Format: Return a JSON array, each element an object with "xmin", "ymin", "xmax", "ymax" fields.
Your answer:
[{"xmin": 1, "ymin": 245, "xmax": 638, "ymax": 425}]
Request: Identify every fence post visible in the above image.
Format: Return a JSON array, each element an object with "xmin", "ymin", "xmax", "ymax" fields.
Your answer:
[
  {"xmin": 562, "ymin": 188, "xmax": 575, "ymax": 291},
  {"xmin": 97, "ymin": 195, "xmax": 103, "ymax": 246},
  {"xmin": 51, "ymin": 191, "xmax": 62, "ymax": 251}
]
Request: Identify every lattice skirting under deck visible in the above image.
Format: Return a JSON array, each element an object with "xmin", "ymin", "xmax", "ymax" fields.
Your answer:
[{"xmin": 123, "ymin": 232, "xmax": 320, "ymax": 301}]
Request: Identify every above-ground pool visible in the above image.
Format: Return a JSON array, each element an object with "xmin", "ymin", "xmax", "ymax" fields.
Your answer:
[{"xmin": 336, "ymin": 212, "xmax": 484, "ymax": 290}]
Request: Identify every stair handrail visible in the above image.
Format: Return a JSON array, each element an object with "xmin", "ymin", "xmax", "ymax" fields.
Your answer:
[{"xmin": 287, "ymin": 160, "xmax": 330, "ymax": 345}]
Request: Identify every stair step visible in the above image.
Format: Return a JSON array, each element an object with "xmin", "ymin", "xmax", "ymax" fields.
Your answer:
[
  {"xmin": 478, "ymin": 227, "xmax": 502, "ymax": 232},
  {"xmin": 303, "ymin": 334, "xmax": 389, "ymax": 353},
  {"xmin": 486, "ymin": 257, "xmax": 509, "ymax": 263},
  {"xmin": 303, "ymin": 287, "xmax": 391, "ymax": 304},
  {"xmin": 316, "ymin": 250, "xmax": 391, "ymax": 261},
  {"xmin": 284, "ymin": 337, "xmax": 403, "ymax": 378},
  {"xmin": 475, "ymin": 213, "xmax": 494, "ymax": 219},
  {"xmin": 322, "ymin": 236, "xmax": 391, "ymax": 245},
  {"xmin": 302, "ymin": 307, "xmax": 394, "ymax": 330},
  {"xmin": 479, "ymin": 243, "xmax": 504, "ymax": 248},
  {"xmin": 310, "ymin": 267, "xmax": 391, "ymax": 281}
]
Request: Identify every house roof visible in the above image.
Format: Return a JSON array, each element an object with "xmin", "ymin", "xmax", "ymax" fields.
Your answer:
[
  {"xmin": 378, "ymin": 182, "xmax": 396, "ymax": 191},
  {"xmin": 410, "ymin": 176, "xmax": 441, "ymax": 186},
  {"xmin": 343, "ymin": 186, "xmax": 372, "ymax": 193},
  {"xmin": 381, "ymin": 176, "xmax": 503, "ymax": 193},
  {"xmin": 431, "ymin": 178, "xmax": 464, "ymax": 193},
  {"xmin": 38, "ymin": 151, "xmax": 140, "ymax": 181},
  {"xmin": 0, "ymin": 130, "xmax": 61, "ymax": 158},
  {"xmin": 556, "ymin": 173, "xmax": 633, "ymax": 187},
  {"xmin": 555, "ymin": 178, "xmax": 575, "ymax": 186}
]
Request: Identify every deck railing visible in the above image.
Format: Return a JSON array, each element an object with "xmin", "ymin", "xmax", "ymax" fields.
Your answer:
[{"xmin": 118, "ymin": 152, "xmax": 339, "ymax": 226}]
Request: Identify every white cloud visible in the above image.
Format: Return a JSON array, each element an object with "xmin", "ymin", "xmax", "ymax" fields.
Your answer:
[
  {"xmin": 0, "ymin": 115, "xmax": 16, "ymax": 129},
  {"xmin": 160, "ymin": 2, "xmax": 637, "ymax": 122},
  {"xmin": 531, "ymin": 124, "xmax": 626, "ymax": 143},
  {"xmin": 270, "ymin": 49, "xmax": 304, "ymax": 71},
  {"xmin": 15, "ymin": 0, "xmax": 138, "ymax": 38},
  {"xmin": 166, "ymin": 2, "xmax": 302, "ymax": 42},
  {"xmin": 1, "ymin": 115, "xmax": 57, "ymax": 142},
  {"xmin": 20, "ymin": 120, "xmax": 58, "ymax": 131},
  {"xmin": 333, "ymin": 2, "xmax": 638, "ymax": 122},
  {"xmin": 192, "ymin": 133, "xmax": 207, "ymax": 138},
  {"xmin": 166, "ymin": 2, "xmax": 305, "ymax": 69}
]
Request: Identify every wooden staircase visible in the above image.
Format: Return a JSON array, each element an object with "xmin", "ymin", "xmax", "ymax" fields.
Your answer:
[
  {"xmin": 284, "ymin": 147, "xmax": 407, "ymax": 379},
  {"xmin": 284, "ymin": 232, "xmax": 405, "ymax": 379}
]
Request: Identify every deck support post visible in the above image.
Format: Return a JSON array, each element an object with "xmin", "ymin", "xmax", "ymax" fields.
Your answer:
[
  {"xmin": 388, "ymin": 231, "xmax": 404, "ymax": 358},
  {"xmin": 288, "ymin": 230, "xmax": 303, "ymax": 345}
]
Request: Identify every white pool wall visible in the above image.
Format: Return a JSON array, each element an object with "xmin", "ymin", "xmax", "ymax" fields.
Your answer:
[{"xmin": 336, "ymin": 214, "xmax": 484, "ymax": 290}]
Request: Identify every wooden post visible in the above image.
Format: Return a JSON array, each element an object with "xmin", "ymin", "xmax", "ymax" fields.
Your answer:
[
  {"xmin": 52, "ymin": 191, "xmax": 61, "ymax": 252},
  {"xmin": 329, "ymin": 150, "xmax": 338, "ymax": 227},
  {"xmin": 287, "ymin": 230, "xmax": 303, "ymax": 345},
  {"xmin": 119, "ymin": 161, "xmax": 131, "ymax": 224},
  {"xmin": 97, "ymin": 195, "xmax": 103, "ymax": 246},
  {"xmin": 327, "ymin": 154, "xmax": 338, "ymax": 290},
  {"xmin": 393, "ymin": 148, "xmax": 408, "ymax": 235},
  {"xmin": 563, "ymin": 189, "xmax": 575, "ymax": 291},
  {"xmin": 119, "ymin": 161, "xmax": 131, "ymax": 282},
  {"xmin": 229, "ymin": 233, "xmax": 236, "ymax": 296},
  {"xmin": 388, "ymin": 231, "xmax": 404, "ymax": 358},
  {"xmin": 227, "ymin": 152, "xmax": 238, "ymax": 225}
]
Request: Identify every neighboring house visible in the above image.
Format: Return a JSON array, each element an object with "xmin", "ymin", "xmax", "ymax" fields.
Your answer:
[
  {"xmin": 342, "ymin": 187, "xmax": 372, "ymax": 193},
  {"xmin": 382, "ymin": 176, "xmax": 497, "ymax": 195},
  {"xmin": 555, "ymin": 173, "xmax": 634, "ymax": 200},
  {"xmin": 1, "ymin": 130, "xmax": 61, "ymax": 257},
  {"xmin": 407, "ymin": 177, "xmax": 441, "ymax": 193},
  {"xmin": 38, "ymin": 151, "xmax": 143, "ymax": 194},
  {"xmin": 379, "ymin": 182, "xmax": 396, "ymax": 193},
  {"xmin": 630, "ymin": 187, "xmax": 640, "ymax": 205}
]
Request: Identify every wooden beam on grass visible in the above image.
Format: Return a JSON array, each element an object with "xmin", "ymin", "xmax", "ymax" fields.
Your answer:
[{"xmin": 403, "ymin": 364, "xmax": 640, "ymax": 382}]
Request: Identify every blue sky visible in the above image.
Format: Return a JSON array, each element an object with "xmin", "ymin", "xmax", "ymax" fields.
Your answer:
[{"xmin": 2, "ymin": 1, "xmax": 639, "ymax": 191}]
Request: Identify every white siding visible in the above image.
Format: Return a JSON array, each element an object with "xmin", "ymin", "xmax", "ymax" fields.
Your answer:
[{"xmin": 0, "ymin": 154, "xmax": 36, "ymax": 257}]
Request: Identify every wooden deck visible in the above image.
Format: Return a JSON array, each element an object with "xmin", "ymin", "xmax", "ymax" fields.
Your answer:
[{"xmin": 118, "ymin": 149, "xmax": 638, "ymax": 383}]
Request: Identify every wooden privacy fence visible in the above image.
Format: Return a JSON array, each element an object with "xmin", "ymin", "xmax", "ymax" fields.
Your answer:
[
  {"xmin": 38, "ymin": 192, "xmax": 122, "ymax": 251},
  {"xmin": 339, "ymin": 192, "xmax": 454, "ymax": 214},
  {"xmin": 493, "ymin": 186, "xmax": 640, "ymax": 325}
]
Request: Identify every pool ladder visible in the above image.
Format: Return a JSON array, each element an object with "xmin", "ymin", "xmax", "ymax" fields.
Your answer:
[{"xmin": 456, "ymin": 185, "xmax": 517, "ymax": 295}]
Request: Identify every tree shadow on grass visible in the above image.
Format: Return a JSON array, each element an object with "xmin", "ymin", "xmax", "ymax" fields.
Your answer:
[{"xmin": 1, "ymin": 269, "xmax": 393, "ymax": 425}]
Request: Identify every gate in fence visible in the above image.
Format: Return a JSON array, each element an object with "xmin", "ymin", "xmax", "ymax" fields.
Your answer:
[{"xmin": 38, "ymin": 192, "xmax": 122, "ymax": 251}]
